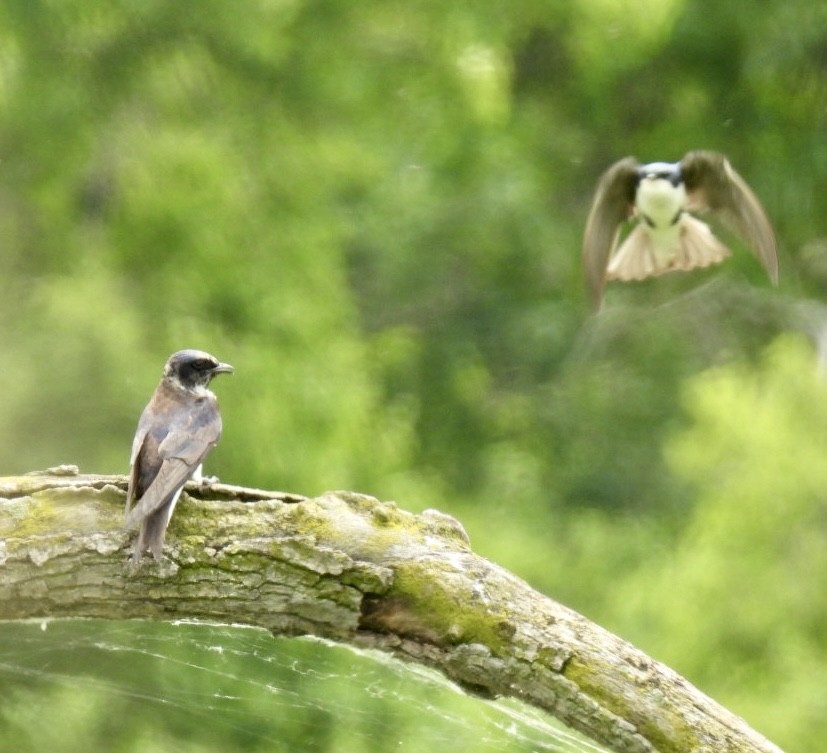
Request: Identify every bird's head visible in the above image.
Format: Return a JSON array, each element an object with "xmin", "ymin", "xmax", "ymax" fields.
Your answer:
[
  {"xmin": 637, "ymin": 161, "xmax": 682, "ymax": 187},
  {"xmin": 163, "ymin": 349, "xmax": 234, "ymax": 392}
]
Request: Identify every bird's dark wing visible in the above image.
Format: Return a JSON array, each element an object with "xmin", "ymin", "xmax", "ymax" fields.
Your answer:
[
  {"xmin": 125, "ymin": 431, "xmax": 145, "ymax": 516},
  {"xmin": 124, "ymin": 397, "xmax": 222, "ymax": 529},
  {"xmin": 680, "ymin": 150, "xmax": 778, "ymax": 283},
  {"xmin": 582, "ymin": 157, "xmax": 640, "ymax": 307},
  {"xmin": 124, "ymin": 408, "xmax": 161, "ymax": 516},
  {"xmin": 123, "ymin": 457, "xmax": 196, "ymax": 530}
]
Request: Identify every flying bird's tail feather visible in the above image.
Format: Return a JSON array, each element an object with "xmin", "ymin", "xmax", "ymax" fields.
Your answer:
[
  {"xmin": 606, "ymin": 225, "xmax": 661, "ymax": 280},
  {"xmin": 677, "ymin": 215, "xmax": 731, "ymax": 271},
  {"xmin": 606, "ymin": 216, "xmax": 730, "ymax": 281}
]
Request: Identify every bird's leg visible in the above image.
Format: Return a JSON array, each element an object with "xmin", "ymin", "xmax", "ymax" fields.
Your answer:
[{"xmin": 193, "ymin": 463, "xmax": 220, "ymax": 485}]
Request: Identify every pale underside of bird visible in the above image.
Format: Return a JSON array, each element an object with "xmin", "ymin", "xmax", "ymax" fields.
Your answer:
[{"xmin": 582, "ymin": 150, "xmax": 778, "ymax": 307}]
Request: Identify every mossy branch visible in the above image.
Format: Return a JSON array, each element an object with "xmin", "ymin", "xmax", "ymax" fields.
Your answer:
[{"xmin": 0, "ymin": 470, "xmax": 783, "ymax": 753}]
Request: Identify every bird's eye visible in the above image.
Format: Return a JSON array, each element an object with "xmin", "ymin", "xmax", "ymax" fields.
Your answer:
[{"xmin": 192, "ymin": 359, "xmax": 216, "ymax": 371}]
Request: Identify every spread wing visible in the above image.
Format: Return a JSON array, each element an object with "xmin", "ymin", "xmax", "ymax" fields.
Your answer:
[
  {"xmin": 582, "ymin": 157, "xmax": 640, "ymax": 307},
  {"xmin": 680, "ymin": 150, "xmax": 778, "ymax": 283},
  {"xmin": 124, "ymin": 397, "xmax": 222, "ymax": 530}
]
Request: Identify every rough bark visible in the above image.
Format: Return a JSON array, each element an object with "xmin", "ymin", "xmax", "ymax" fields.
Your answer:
[{"xmin": 0, "ymin": 469, "xmax": 784, "ymax": 753}]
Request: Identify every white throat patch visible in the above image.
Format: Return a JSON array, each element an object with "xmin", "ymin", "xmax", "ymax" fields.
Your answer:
[{"xmin": 636, "ymin": 178, "xmax": 686, "ymax": 228}]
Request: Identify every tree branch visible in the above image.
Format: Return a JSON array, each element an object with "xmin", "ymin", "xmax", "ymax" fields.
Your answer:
[{"xmin": 0, "ymin": 470, "xmax": 784, "ymax": 753}]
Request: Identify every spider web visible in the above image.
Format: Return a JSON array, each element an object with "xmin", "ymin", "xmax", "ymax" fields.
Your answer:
[{"xmin": 0, "ymin": 619, "xmax": 611, "ymax": 753}]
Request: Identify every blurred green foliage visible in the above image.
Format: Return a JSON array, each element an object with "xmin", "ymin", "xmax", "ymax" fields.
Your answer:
[{"xmin": 0, "ymin": 0, "xmax": 826, "ymax": 751}]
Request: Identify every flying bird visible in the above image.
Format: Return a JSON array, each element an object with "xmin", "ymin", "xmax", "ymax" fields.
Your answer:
[
  {"xmin": 124, "ymin": 349, "xmax": 234, "ymax": 560},
  {"xmin": 582, "ymin": 150, "xmax": 778, "ymax": 307}
]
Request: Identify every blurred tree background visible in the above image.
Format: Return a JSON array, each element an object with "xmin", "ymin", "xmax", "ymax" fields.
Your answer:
[{"xmin": 0, "ymin": 0, "xmax": 826, "ymax": 751}]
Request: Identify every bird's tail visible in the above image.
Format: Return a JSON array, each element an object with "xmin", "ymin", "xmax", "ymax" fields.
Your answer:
[{"xmin": 607, "ymin": 215, "xmax": 731, "ymax": 281}]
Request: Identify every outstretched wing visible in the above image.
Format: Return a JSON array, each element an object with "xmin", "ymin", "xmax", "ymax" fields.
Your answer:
[
  {"xmin": 680, "ymin": 150, "xmax": 778, "ymax": 284},
  {"xmin": 582, "ymin": 157, "xmax": 640, "ymax": 307},
  {"xmin": 124, "ymin": 397, "xmax": 222, "ymax": 529}
]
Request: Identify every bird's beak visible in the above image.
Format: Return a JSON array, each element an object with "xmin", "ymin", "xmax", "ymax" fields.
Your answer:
[{"xmin": 212, "ymin": 362, "xmax": 235, "ymax": 375}]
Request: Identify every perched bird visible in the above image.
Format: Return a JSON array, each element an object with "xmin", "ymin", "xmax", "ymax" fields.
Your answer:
[
  {"xmin": 124, "ymin": 349, "xmax": 234, "ymax": 560},
  {"xmin": 582, "ymin": 150, "xmax": 778, "ymax": 307}
]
